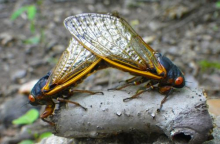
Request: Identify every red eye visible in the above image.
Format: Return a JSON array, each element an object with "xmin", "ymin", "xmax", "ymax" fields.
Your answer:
[
  {"xmin": 175, "ymin": 77, "xmax": 183, "ymax": 85},
  {"xmin": 29, "ymin": 95, "xmax": 35, "ymax": 102}
]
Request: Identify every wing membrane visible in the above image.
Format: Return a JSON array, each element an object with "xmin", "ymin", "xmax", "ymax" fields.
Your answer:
[
  {"xmin": 43, "ymin": 38, "xmax": 99, "ymax": 92},
  {"xmin": 64, "ymin": 13, "xmax": 165, "ymax": 75}
]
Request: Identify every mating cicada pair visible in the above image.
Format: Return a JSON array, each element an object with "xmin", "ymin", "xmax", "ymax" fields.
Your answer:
[{"xmin": 29, "ymin": 13, "xmax": 185, "ymax": 125}]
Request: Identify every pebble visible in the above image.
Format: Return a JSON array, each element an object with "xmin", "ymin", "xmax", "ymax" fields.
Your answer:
[
  {"xmin": 45, "ymin": 40, "xmax": 57, "ymax": 52},
  {"xmin": 52, "ymin": 45, "xmax": 65, "ymax": 54},
  {"xmin": 0, "ymin": 32, "xmax": 14, "ymax": 46},
  {"xmin": 148, "ymin": 21, "xmax": 162, "ymax": 31},
  {"xmin": 163, "ymin": 5, "xmax": 189, "ymax": 19},
  {"xmin": 29, "ymin": 59, "xmax": 46, "ymax": 67},
  {"xmin": 38, "ymin": 135, "xmax": 73, "ymax": 144},
  {"xmin": 1, "ymin": 53, "xmax": 14, "ymax": 61},
  {"xmin": 143, "ymin": 36, "xmax": 156, "ymax": 44},
  {"xmin": 11, "ymin": 70, "xmax": 27, "ymax": 83},
  {"xmin": 19, "ymin": 79, "xmax": 38, "ymax": 95}
]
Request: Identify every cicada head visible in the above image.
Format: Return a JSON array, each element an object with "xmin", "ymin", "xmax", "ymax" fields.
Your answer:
[
  {"xmin": 157, "ymin": 54, "xmax": 185, "ymax": 88},
  {"xmin": 168, "ymin": 65, "xmax": 185, "ymax": 88},
  {"xmin": 29, "ymin": 72, "xmax": 51, "ymax": 106}
]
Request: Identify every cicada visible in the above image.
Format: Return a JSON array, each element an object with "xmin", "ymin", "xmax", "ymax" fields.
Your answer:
[
  {"xmin": 29, "ymin": 38, "xmax": 105, "ymax": 125},
  {"xmin": 64, "ymin": 13, "xmax": 185, "ymax": 109}
]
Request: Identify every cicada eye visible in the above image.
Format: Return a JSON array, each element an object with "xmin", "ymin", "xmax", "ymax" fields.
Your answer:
[
  {"xmin": 175, "ymin": 77, "xmax": 183, "ymax": 86},
  {"xmin": 29, "ymin": 95, "xmax": 35, "ymax": 102}
]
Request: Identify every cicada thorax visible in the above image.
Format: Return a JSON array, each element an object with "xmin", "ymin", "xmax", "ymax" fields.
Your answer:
[{"xmin": 156, "ymin": 53, "xmax": 185, "ymax": 89}]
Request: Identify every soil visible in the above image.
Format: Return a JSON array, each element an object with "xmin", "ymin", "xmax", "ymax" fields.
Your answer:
[{"xmin": 0, "ymin": 0, "xmax": 220, "ymax": 143}]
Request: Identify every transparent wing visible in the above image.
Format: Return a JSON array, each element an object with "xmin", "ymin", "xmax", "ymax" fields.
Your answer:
[
  {"xmin": 44, "ymin": 38, "xmax": 99, "ymax": 90},
  {"xmin": 64, "ymin": 13, "xmax": 165, "ymax": 75}
]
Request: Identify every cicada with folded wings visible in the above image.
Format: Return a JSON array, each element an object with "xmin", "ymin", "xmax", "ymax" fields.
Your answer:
[
  {"xmin": 29, "ymin": 38, "xmax": 105, "ymax": 125},
  {"xmin": 64, "ymin": 13, "xmax": 185, "ymax": 109}
]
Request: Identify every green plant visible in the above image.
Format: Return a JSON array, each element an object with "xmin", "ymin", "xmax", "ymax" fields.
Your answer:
[
  {"xmin": 12, "ymin": 109, "xmax": 39, "ymax": 125},
  {"xmin": 199, "ymin": 60, "xmax": 220, "ymax": 71},
  {"xmin": 23, "ymin": 35, "xmax": 40, "ymax": 45},
  {"xmin": 19, "ymin": 140, "xmax": 34, "ymax": 144},
  {"xmin": 18, "ymin": 132, "xmax": 53, "ymax": 144},
  {"xmin": 11, "ymin": 5, "xmax": 37, "ymax": 33},
  {"xmin": 38, "ymin": 132, "xmax": 53, "ymax": 140},
  {"xmin": 216, "ymin": 1, "xmax": 220, "ymax": 9},
  {"xmin": 13, "ymin": 109, "xmax": 52, "ymax": 143}
]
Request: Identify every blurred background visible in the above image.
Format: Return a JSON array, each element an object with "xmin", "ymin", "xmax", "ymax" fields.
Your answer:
[{"xmin": 0, "ymin": 0, "xmax": 220, "ymax": 143}]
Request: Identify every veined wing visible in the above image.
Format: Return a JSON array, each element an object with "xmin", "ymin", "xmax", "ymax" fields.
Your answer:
[
  {"xmin": 64, "ymin": 13, "xmax": 165, "ymax": 76},
  {"xmin": 43, "ymin": 38, "xmax": 100, "ymax": 94}
]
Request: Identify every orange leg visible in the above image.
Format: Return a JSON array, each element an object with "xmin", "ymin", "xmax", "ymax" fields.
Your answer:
[
  {"xmin": 157, "ymin": 86, "xmax": 173, "ymax": 112},
  {"xmin": 40, "ymin": 100, "xmax": 55, "ymax": 126}
]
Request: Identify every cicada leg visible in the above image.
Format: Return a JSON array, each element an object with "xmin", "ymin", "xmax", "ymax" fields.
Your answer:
[
  {"xmin": 57, "ymin": 97, "xmax": 87, "ymax": 111},
  {"xmin": 125, "ymin": 76, "xmax": 142, "ymax": 83},
  {"xmin": 123, "ymin": 87, "xmax": 149, "ymax": 102},
  {"xmin": 123, "ymin": 83, "xmax": 158, "ymax": 102},
  {"xmin": 157, "ymin": 86, "xmax": 173, "ymax": 112},
  {"xmin": 40, "ymin": 100, "xmax": 55, "ymax": 126},
  {"xmin": 108, "ymin": 83, "xmax": 134, "ymax": 91},
  {"xmin": 108, "ymin": 76, "xmax": 147, "ymax": 91},
  {"xmin": 59, "ymin": 89, "xmax": 104, "ymax": 111},
  {"xmin": 68, "ymin": 89, "xmax": 104, "ymax": 95}
]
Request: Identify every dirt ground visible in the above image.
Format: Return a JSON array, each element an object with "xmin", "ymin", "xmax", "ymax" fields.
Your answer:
[{"xmin": 0, "ymin": 0, "xmax": 220, "ymax": 143}]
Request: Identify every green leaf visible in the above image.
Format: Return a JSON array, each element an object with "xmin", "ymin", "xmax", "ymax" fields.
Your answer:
[
  {"xmin": 19, "ymin": 140, "xmax": 34, "ymax": 144},
  {"xmin": 10, "ymin": 5, "xmax": 36, "ymax": 21},
  {"xmin": 39, "ymin": 132, "xmax": 53, "ymax": 140},
  {"xmin": 30, "ymin": 21, "xmax": 35, "ymax": 33},
  {"xmin": 12, "ymin": 109, "xmax": 39, "ymax": 125},
  {"xmin": 40, "ymin": 29, "xmax": 45, "ymax": 43},
  {"xmin": 10, "ymin": 7, "xmax": 27, "ymax": 21},
  {"xmin": 37, "ymin": 0, "xmax": 43, "ymax": 5},
  {"xmin": 216, "ymin": 1, "xmax": 220, "ymax": 8},
  {"xmin": 27, "ymin": 5, "xmax": 37, "ymax": 21},
  {"xmin": 23, "ymin": 35, "xmax": 40, "ymax": 44},
  {"xmin": 199, "ymin": 60, "xmax": 220, "ymax": 71},
  {"xmin": 34, "ymin": 133, "xmax": 39, "ymax": 139}
]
